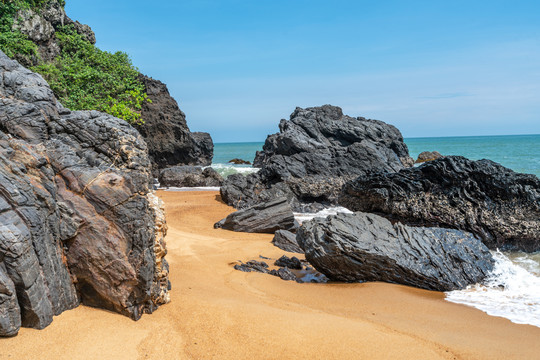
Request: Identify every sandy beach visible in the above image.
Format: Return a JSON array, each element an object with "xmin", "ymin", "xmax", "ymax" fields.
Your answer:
[{"xmin": 2, "ymin": 190, "xmax": 539, "ymax": 360}]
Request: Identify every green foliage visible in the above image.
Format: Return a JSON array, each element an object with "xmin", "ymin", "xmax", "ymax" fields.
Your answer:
[
  {"xmin": 0, "ymin": 0, "xmax": 39, "ymax": 63},
  {"xmin": 0, "ymin": 0, "xmax": 148, "ymax": 125},
  {"xmin": 31, "ymin": 25, "xmax": 148, "ymax": 124}
]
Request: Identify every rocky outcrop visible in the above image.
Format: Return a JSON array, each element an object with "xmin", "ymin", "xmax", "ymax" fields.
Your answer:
[
  {"xmin": 214, "ymin": 198, "xmax": 298, "ymax": 234},
  {"xmin": 135, "ymin": 75, "xmax": 213, "ymax": 173},
  {"xmin": 12, "ymin": 0, "xmax": 96, "ymax": 65},
  {"xmin": 7, "ymin": 1, "xmax": 214, "ymax": 172},
  {"xmin": 221, "ymin": 105, "xmax": 413, "ymax": 211},
  {"xmin": 415, "ymin": 151, "xmax": 443, "ymax": 163},
  {"xmin": 297, "ymin": 212, "xmax": 494, "ymax": 291},
  {"xmin": 158, "ymin": 166, "xmax": 223, "ymax": 188},
  {"xmin": 0, "ymin": 51, "xmax": 169, "ymax": 336},
  {"xmin": 339, "ymin": 156, "xmax": 540, "ymax": 252},
  {"xmin": 272, "ymin": 230, "xmax": 303, "ymax": 254}
]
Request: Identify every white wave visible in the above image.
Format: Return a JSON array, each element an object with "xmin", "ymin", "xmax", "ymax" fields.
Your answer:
[
  {"xmin": 445, "ymin": 250, "xmax": 540, "ymax": 328},
  {"xmin": 209, "ymin": 163, "xmax": 260, "ymax": 178},
  {"xmin": 294, "ymin": 207, "xmax": 353, "ymax": 224},
  {"xmin": 160, "ymin": 186, "xmax": 221, "ymax": 192}
]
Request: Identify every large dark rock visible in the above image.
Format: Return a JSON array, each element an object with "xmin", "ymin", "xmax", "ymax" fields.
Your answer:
[
  {"xmin": 159, "ymin": 166, "xmax": 223, "ymax": 188},
  {"xmin": 221, "ymin": 105, "xmax": 413, "ymax": 211},
  {"xmin": 214, "ymin": 198, "xmax": 297, "ymax": 234},
  {"xmin": 297, "ymin": 212, "xmax": 494, "ymax": 291},
  {"xmin": 339, "ymin": 156, "xmax": 540, "ymax": 252},
  {"xmin": 0, "ymin": 51, "xmax": 170, "ymax": 336},
  {"xmin": 135, "ymin": 75, "xmax": 213, "ymax": 173}
]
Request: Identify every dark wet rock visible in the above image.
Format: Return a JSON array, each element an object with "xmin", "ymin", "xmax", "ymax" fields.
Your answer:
[
  {"xmin": 158, "ymin": 166, "xmax": 223, "ymax": 188},
  {"xmin": 215, "ymin": 198, "xmax": 298, "ymax": 234},
  {"xmin": 0, "ymin": 51, "xmax": 169, "ymax": 336},
  {"xmin": 272, "ymin": 230, "xmax": 304, "ymax": 254},
  {"xmin": 339, "ymin": 156, "xmax": 540, "ymax": 252},
  {"xmin": 274, "ymin": 255, "xmax": 302, "ymax": 270},
  {"xmin": 135, "ymin": 75, "xmax": 213, "ymax": 174},
  {"xmin": 269, "ymin": 268, "xmax": 299, "ymax": 282},
  {"xmin": 234, "ymin": 261, "xmax": 269, "ymax": 273},
  {"xmin": 415, "ymin": 151, "xmax": 443, "ymax": 163},
  {"xmin": 221, "ymin": 105, "xmax": 413, "ymax": 211},
  {"xmin": 297, "ymin": 212, "xmax": 494, "ymax": 291},
  {"xmin": 229, "ymin": 158, "xmax": 251, "ymax": 165}
]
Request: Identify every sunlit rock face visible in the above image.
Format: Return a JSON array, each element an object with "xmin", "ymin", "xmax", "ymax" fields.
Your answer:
[{"xmin": 0, "ymin": 50, "xmax": 170, "ymax": 337}]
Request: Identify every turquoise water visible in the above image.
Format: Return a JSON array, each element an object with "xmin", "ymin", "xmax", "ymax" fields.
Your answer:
[
  {"xmin": 212, "ymin": 142, "xmax": 264, "ymax": 164},
  {"xmin": 214, "ymin": 134, "xmax": 540, "ymax": 177},
  {"xmin": 406, "ymin": 134, "xmax": 540, "ymax": 177}
]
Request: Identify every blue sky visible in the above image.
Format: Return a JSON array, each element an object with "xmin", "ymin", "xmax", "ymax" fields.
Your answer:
[{"xmin": 66, "ymin": 0, "xmax": 540, "ymax": 142}]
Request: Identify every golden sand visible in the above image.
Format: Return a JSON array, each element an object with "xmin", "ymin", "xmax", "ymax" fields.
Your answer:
[{"xmin": 2, "ymin": 191, "xmax": 539, "ymax": 359}]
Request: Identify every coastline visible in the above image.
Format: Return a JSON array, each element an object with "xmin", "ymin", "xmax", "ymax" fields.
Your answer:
[{"xmin": 3, "ymin": 190, "xmax": 539, "ymax": 359}]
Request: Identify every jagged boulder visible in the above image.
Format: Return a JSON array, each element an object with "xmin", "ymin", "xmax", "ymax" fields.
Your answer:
[
  {"xmin": 214, "ymin": 198, "xmax": 298, "ymax": 234},
  {"xmin": 339, "ymin": 156, "xmax": 540, "ymax": 252},
  {"xmin": 221, "ymin": 105, "xmax": 413, "ymax": 211},
  {"xmin": 0, "ymin": 51, "xmax": 169, "ymax": 336},
  {"xmin": 297, "ymin": 212, "xmax": 494, "ymax": 291},
  {"xmin": 158, "ymin": 166, "xmax": 223, "ymax": 188},
  {"xmin": 135, "ymin": 75, "xmax": 213, "ymax": 173}
]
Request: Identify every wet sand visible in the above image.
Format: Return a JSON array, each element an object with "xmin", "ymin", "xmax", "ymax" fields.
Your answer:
[{"xmin": 3, "ymin": 191, "xmax": 540, "ymax": 359}]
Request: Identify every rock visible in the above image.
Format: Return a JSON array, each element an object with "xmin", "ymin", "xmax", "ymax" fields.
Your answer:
[
  {"xmin": 297, "ymin": 212, "xmax": 494, "ymax": 291},
  {"xmin": 11, "ymin": 1, "xmax": 95, "ymax": 64},
  {"xmin": 135, "ymin": 75, "xmax": 213, "ymax": 174},
  {"xmin": 214, "ymin": 198, "xmax": 298, "ymax": 234},
  {"xmin": 269, "ymin": 268, "xmax": 299, "ymax": 282},
  {"xmin": 158, "ymin": 166, "xmax": 223, "ymax": 188},
  {"xmin": 6, "ymin": 1, "xmax": 214, "ymax": 172},
  {"xmin": 415, "ymin": 151, "xmax": 443, "ymax": 163},
  {"xmin": 0, "ymin": 264, "xmax": 21, "ymax": 337},
  {"xmin": 228, "ymin": 158, "xmax": 251, "ymax": 165},
  {"xmin": 221, "ymin": 105, "xmax": 413, "ymax": 211},
  {"xmin": 0, "ymin": 50, "xmax": 170, "ymax": 336},
  {"xmin": 272, "ymin": 230, "xmax": 304, "ymax": 254},
  {"xmin": 234, "ymin": 261, "xmax": 269, "ymax": 273},
  {"xmin": 274, "ymin": 255, "xmax": 302, "ymax": 270},
  {"xmin": 339, "ymin": 156, "xmax": 540, "ymax": 252}
]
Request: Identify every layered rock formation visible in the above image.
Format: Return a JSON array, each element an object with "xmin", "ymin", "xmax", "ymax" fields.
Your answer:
[
  {"xmin": 0, "ymin": 51, "xmax": 169, "ymax": 336},
  {"xmin": 214, "ymin": 198, "xmax": 298, "ymax": 234},
  {"xmin": 8, "ymin": 0, "xmax": 213, "ymax": 172},
  {"xmin": 272, "ymin": 230, "xmax": 303, "ymax": 254},
  {"xmin": 158, "ymin": 166, "xmax": 223, "ymax": 188},
  {"xmin": 339, "ymin": 156, "xmax": 540, "ymax": 252},
  {"xmin": 221, "ymin": 105, "xmax": 413, "ymax": 211},
  {"xmin": 297, "ymin": 212, "xmax": 494, "ymax": 291}
]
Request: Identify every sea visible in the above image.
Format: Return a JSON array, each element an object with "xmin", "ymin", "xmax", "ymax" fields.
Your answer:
[{"xmin": 210, "ymin": 134, "xmax": 540, "ymax": 328}]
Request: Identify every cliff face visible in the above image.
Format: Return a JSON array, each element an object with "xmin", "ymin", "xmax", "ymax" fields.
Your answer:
[
  {"xmin": 0, "ymin": 50, "xmax": 170, "ymax": 337},
  {"xmin": 135, "ymin": 75, "xmax": 213, "ymax": 172},
  {"xmin": 6, "ymin": 0, "xmax": 213, "ymax": 170}
]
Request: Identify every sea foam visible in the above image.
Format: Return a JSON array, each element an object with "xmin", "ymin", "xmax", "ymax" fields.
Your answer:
[
  {"xmin": 446, "ymin": 250, "xmax": 540, "ymax": 328},
  {"xmin": 209, "ymin": 163, "xmax": 260, "ymax": 178}
]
